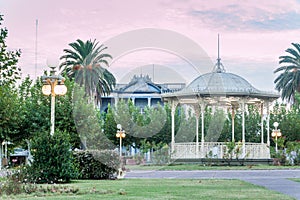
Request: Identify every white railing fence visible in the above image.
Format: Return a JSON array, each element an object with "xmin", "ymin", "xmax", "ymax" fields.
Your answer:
[{"xmin": 172, "ymin": 142, "xmax": 270, "ymax": 159}]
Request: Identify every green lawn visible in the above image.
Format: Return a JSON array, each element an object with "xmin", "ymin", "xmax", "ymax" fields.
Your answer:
[
  {"xmin": 6, "ymin": 179, "xmax": 293, "ymax": 200},
  {"xmin": 126, "ymin": 164, "xmax": 300, "ymax": 171},
  {"xmin": 290, "ymin": 178, "xmax": 300, "ymax": 183}
]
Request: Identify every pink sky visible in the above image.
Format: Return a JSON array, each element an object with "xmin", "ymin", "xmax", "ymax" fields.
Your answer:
[{"xmin": 1, "ymin": 0, "xmax": 300, "ymax": 91}]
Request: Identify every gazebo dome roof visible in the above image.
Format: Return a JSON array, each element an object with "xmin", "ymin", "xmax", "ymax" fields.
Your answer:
[
  {"xmin": 162, "ymin": 62, "xmax": 279, "ymax": 100},
  {"xmin": 166, "ymin": 64, "xmax": 280, "ymax": 100},
  {"xmin": 186, "ymin": 70, "xmax": 260, "ymax": 95}
]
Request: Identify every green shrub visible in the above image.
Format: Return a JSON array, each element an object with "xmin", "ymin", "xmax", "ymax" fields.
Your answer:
[
  {"xmin": 26, "ymin": 131, "xmax": 78, "ymax": 183},
  {"xmin": 151, "ymin": 145, "xmax": 171, "ymax": 165},
  {"xmin": 73, "ymin": 150, "xmax": 120, "ymax": 179},
  {"xmin": 0, "ymin": 168, "xmax": 39, "ymax": 195},
  {"xmin": 286, "ymin": 141, "xmax": 300, "ymax": 165},
  {"xmin": 0, "ymin": 172, "xmax": 23, "ymax": 195},
  {"xmin": 0, "ymin": 169, "xmax": 79, "ymax": 196},
  {"xmin": 223, "ymin": 141, "xmax": 246, "ymax": 166}
]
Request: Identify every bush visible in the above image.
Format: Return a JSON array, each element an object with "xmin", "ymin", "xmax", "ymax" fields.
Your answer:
[
  {"xmin": 222, "ymin": 141, "xmax": 246, "ymax": 166},
  {"xmin": 286, "ymin": 141, "xmax": 300, "ymax": 165},
  {"xmin": 0, "ymin": 171, "xmax": 23, "ymax": 195},
  {"xmin": 0, "ymin": 168, "xmax": 79, "ymax": 196},
  {"xmin": 26, "ymin": 131, "xmax": 78, "ymax": 184},
  {"xmin": 73, "ymin": 150, "xmax": 120, "ymax": 179},
  {"xmin": 151, "ymin": 145, "xmax": 171, "ymax": 165}
]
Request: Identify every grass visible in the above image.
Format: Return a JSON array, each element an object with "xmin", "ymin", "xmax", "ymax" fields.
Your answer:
[
  {"xmin": 125, "ymin": 164, "xmax": 300, "ymax": 171},
  {"xmin": 289, "ymin": 178, "xmax": 300, "ymax": 183},
  {"xmin": 4, "ymin": 179, "xmax": 294, "ymax": 200}
]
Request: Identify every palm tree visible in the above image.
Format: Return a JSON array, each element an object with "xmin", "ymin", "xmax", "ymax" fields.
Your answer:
[
  {"xmin": 274, "ymin": 43, "xmax": 300, "ymax": 103},
  {"xmin": 59, "ymin": 39, "xmax": 116, "ymax": 103}
]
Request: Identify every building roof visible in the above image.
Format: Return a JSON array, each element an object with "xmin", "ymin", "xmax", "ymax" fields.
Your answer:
[{"xmin": 114, "ymin": 74, "xmax": 165, "ymax": 94}]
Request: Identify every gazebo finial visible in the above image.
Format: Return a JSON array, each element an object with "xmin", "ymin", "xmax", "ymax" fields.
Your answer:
[{"xmin": 215, "ymin": 34, "xmax": 225, "ymax": 73}]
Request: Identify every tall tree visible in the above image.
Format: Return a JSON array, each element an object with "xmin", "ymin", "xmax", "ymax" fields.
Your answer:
[
  {"xmin": 0, "ymin": 84, "xmax": 20, "ymax": 143},
  {"xmin": 270, "ymin": 102, "xmax": 300, "ymax": 142},
  {"xmin": 16, "ymin": 76, "xmax": 82, "ymax": 149},
  {"xmin": 16, "ymin": 77, "xmax": 49, "ymax": 143},
  {"xmin": 0, "ymin": 14, "xmax": 21, "ymax": 86},
  {"xmin": 0, "ymin": 14, "xmax": 22, "ymax": 144},
  {"xmin": 274, "ymin": 43, "xmax": 300, "ymax": 103},
  {"xmin": 73, "ymin": 84, "xmax": 113, "ymax": 150},
  {"xmin": 59, "ymin": 39, "xmax": 116, "ymax": 103}
]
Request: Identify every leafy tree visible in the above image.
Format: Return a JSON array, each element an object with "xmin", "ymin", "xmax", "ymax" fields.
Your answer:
[
  {"xmin": 103, "ymin": 104, "xmax": 117, "ymax": 144},
  {"xmin": 276, "ymin": 106, "xmax": 300, "ymax": 142},
  {"xmin": 245, "ymin": 105, "xmax": 261, "ymax": 143},
  {"xmin": 149, "ymin": 104, "xmax": 172, "ymax": 145},
  {"xmin": 0, "ymin": 14, "xmax": 21, "ymax": 86},
  {"xmin": 54, "ymin": 78, "xmax": 81, "ymax": 148},
  {"xmin": 133, "ymin": 104, "xmax": 167, "ymax": 139},
  {"xmin": 203, "ymin": 107, "xmax": 212, "ymax": 140},
  {"xmin": 268, "ymin": 101, "xmax": 300, "ymax": 147},
  {"xmin": 17, "ymin": 77, "xmax": 49, "ymax": 143},
  {"xmin": 112, "ymin": 99, "xmax": 141, "ymax": 147},
  {"xmin": 59, "ymin": 39, "xmax": 116, "ymax": 103},
  {"xmin": 205, "ymin": 108, "xmax": 226, "ymax": 142},
  {"xmin": 0, "ymin": 84, "xmax": 20, "ymax": 143},
  {"xmin": 175, "ymin": 107, "xmax": 196, "ymax": 142},
  {"xmin": 108, "ymin": 100, "xmax": 169, "ymax": 150},
  {"xmin": 17, "ymin": 76, "xmax": 81, "ymax": 149},
  {"xmin": 218, "ymin": 111, "xmax": 232, "ymax": 142},
  {"xmin": 0, "ymin": 14, "xmax": 22, "ymax": 145},
  {"xmin": 73, "ymin": 84, "xmax": 113, "ymax": 150},
  {"xmin": 274, "ymin": 43, "xmax": 300, "ymax": 103},
  {"xmin": 130, "ymin": 103, "xmax": 168, "ymax": 154}
]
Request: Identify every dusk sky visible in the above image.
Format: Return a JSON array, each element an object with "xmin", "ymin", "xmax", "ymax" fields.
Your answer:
[{"xmin": 2, "ymin": 0, "xmax": 300, "ymax": 91}]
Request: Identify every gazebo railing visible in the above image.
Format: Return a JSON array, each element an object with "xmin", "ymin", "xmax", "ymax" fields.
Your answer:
[{"xmin": 172, "ymin": 142, "xmax": 270, "ymax": 159}]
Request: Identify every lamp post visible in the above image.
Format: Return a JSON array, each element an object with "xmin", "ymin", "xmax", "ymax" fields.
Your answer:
[
  {"xmin": 271, "ymin": 122, "xmax": 282, "ymax": 153},
  {"xmin": 41, "ymin": 66, "xmax": 67, "ymax": 136},
  {"xmin": 116, "ymin": 124, "xmax": 126, "ymax": 157}
]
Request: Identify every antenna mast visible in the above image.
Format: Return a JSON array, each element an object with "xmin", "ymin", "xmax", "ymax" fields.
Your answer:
[
  {"xmin": 217, "ymin": 34, "xmax": 220, "ymax": 65},
  {"xmin": 152, "ymin": 64, "xmax": 154, "ymax": 82},
  {"xmin": 215, "ymin": 34, "xmax": 225, "ymax": 73}
]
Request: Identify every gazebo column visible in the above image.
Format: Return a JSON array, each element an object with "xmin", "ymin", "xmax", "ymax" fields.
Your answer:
[
  {"xmin": 147, "ymin": 97, "xmax": 151, "ymax": 107},
  {"xmin": 193, "ymin": 105, "xmax": 200, "ymax": 157},
  {"xmin": 260, "ymin": 103, "xmax": 264, "ymax": 144},
  {"xmin": 266, "ymin": 101, "xmax": 270, "ymax": 147},
  {"xmin": 241, "ymin": 101, "xmax": 246, "ymax": 157},
  {"xmin": 200, "ymin": 103, "xmax": 205, "ymax": 157},
  {"xmin": 171, "ymin": 100, "xmax": 178, "ymax": 153},
  {"xmin": 114, "ymin": 97, "xmax": 119, "ymax": 106},
  {"xmin": 231, "ymin": 106, "xmax": 235, "ymax": 142}
]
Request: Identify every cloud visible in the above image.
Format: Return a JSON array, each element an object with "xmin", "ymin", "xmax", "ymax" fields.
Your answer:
[
  {"xmin": 246, "ymin": 12, "xmax": 300, "ymax": 31},
  {"xmin": 189, "ymin": 0, "xmax": 300, "ymax": 31},
  {"xmin": 3, "ymin": 0, "xmax": 298, "ymax": 91}
]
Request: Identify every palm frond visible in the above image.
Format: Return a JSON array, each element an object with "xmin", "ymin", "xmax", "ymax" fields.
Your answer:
[
  {"xmin": 60, "ymin": 38, "xmax": 115, "ymax": 103},
  {"xmin": 274, "ymin": 43, "xmax": 300, "ymax": 103}
]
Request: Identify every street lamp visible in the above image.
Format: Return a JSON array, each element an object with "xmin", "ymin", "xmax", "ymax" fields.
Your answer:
[
  {"xmin": 271, "ymin": 122, "xmax": 282, "ymax": 153},
  {"xmin": 41, "ymin": 66, "xmax": 67, "ymax": 136},
  {"xmin": 116, "ymin": 124, "xmax": 126, "ymax": 157}
]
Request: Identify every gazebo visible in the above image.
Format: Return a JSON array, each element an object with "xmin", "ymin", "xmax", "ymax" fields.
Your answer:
[{"xmin": 162, "ymin": 50, "xmax": 279, "ymax": 160}]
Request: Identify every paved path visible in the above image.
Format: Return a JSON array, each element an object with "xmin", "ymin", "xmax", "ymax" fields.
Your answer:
[{"xmin": 126, "ymin": 169, "xmax": 300, "ymax": 199}]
